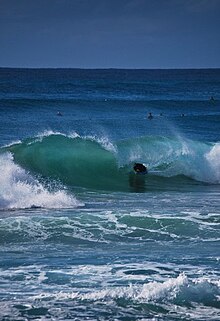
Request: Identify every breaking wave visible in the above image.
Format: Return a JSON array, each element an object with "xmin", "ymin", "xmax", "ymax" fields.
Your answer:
[
  {"xmin": 0, "ymin": 153, "xmax": 82, "ymax": 210},
  {"xmin": 1, "ymin": 132, "xmax": 220, "ymax": 193}
]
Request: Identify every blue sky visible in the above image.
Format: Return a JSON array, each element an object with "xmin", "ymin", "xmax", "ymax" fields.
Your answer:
[{"xmin": 0, "ymin": 0, "xmax": 220, "ymax": 68}]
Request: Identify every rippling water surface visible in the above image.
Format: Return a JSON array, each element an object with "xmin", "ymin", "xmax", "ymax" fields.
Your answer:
[{"xmin": 0, "ymin": 68, "xmax": 220, "ymax": 320}]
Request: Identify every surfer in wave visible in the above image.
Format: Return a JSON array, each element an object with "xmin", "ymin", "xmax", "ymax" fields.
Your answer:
[
  {"xmin": 133, "ymin": 163, "xmax": 148, "ymax": 174},
  {"xmin": 129, "ymin": 163, "xmax": 147, "ymax": 192}
]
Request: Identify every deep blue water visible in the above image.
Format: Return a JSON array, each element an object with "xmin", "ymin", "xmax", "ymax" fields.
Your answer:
[{"xmin": 0, "ymin": 68, "xmax": 220, "ymax": 320}]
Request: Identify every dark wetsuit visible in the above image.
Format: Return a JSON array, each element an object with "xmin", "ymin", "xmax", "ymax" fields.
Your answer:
[{"xmin": 133, "ymin": 163, "xmax": 147, "ymax": 173}]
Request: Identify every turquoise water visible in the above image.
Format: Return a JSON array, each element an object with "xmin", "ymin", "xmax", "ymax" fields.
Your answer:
[{"xmin": 0, "ymin": 68, "xmax": 220, "ymax": 320}]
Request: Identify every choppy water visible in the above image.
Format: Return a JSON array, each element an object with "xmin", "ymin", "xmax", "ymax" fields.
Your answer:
[{"xmin": 0, "ymin": 68, "xmax": 220, "ymax": 320}]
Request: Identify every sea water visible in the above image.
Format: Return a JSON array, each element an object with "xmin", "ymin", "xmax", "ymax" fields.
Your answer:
[{"xmin": 0, "ymin": 68, "xmax": 219, "ymax": 320}]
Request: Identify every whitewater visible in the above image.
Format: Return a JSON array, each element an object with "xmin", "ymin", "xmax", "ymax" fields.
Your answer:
[{"xmin": 0, "ymin": 68, "xmax": 219, "ymax": 320}]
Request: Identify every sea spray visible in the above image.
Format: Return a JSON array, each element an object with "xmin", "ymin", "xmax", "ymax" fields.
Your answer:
[
  {"xmin": 205, "ymin": 143, "xmax": 220, "ymax": 183},
  {"xmin": 0, "ymin": 153, "xmax": 82, "ymax": 209}
]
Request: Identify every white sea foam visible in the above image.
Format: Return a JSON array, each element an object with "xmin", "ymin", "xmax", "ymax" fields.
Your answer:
[
  {"xmin": 39, "ymin": 129, "xmax": 80, "ymax": 139},
  {"xmin": 0, "ymin": 153, "xmax": 82, "ymax": 210},
  {"xmin": 2, "ymin": 140, "xmax": 22, "ymax": 148},
  {"xmin": 205, "ymin": 143, "xmax": 220, "ymax": 183},
  {"xmin": 175, "ymin": 141, "xmax": 220, "ymax": 184},
  {"xmin": 149, "ymin": 138, "xmax": 220, "ymax": 184},
  {"xmin": 29, "ymin": 130, "xmax": 78, "ymax": 144},
  {"xmin": 30, "ymin": 274, "xmax": 188, "ymax": 302},
  {"xmin": 38, "ymin": 129, "xmax": 68, "ymax": 138},
  {"xmin": 85, "ymin": 134, "xmax": 117, "ymax": 153},
  {"xmin": 31, "ymin": 272, "xmax": 220, "ymax": 306}
]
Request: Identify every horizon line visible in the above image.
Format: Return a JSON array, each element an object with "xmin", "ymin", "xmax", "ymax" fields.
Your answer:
[{"xmin": 0, "ymin": 66, "xmax": 220, "ymax": 71}]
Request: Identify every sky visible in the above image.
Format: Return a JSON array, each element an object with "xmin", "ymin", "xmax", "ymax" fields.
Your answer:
[{"xmin": 0, "ymin": 0, "xmax": 220, "ymax": 69}]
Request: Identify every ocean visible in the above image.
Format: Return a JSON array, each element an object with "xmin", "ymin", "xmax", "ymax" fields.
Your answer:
[{"xmin": 0, "ymin": 68, "xmax": 219, "ymax": 320}]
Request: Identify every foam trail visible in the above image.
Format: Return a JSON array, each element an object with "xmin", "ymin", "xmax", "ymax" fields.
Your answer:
[
  {"xmin": 81, "ymin": 273, "xmax": 188, "ymax": 302},
  {"xmin": 32, "ymin": 272, "xmax": 220, "ymax": 314},
  {"xmin": 0, "ymin": 153, "xmax": 82, "ymax": 210},
  {"xmin": 30, "ymin": 273, "xmax": 187, "ymax": 302}
]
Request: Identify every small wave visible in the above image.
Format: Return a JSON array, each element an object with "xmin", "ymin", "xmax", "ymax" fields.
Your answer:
[{"xmin": 32, "ymin": 273, "xmax": 220, "ymax": 308}]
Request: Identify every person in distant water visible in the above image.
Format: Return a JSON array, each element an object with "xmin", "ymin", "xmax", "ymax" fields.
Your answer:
[
  {"xmin": 57, "ymin": 111, "xmax": 62, "ymax": 116},
  {"xmin": 133, "ymin": 163, "xmax": 148, "ymax": 174},
  {"xmin": 148, "ymin": 112, "xmax": 153, "ymax": 120},
  {"xmin": 210, "ymin": 96, "xmax": 215, "ymax": 102},
  {"xmin": 181, "ymin": 113, "xmax": 185, "ymax": 117}
]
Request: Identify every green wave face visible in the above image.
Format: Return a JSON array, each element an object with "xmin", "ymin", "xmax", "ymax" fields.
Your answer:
[
  {"xmin": 4, "ymin": 133, "xmax": 219, "ymax": 192},
  {"xmin": 7, "ymin": 135, "xmax": 129, "ymax": 191}
]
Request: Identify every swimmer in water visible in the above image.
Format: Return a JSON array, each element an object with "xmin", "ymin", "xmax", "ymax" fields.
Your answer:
[{"xmin": 148, "ymin": 112, "xmax": 153, "ymax": 120}]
